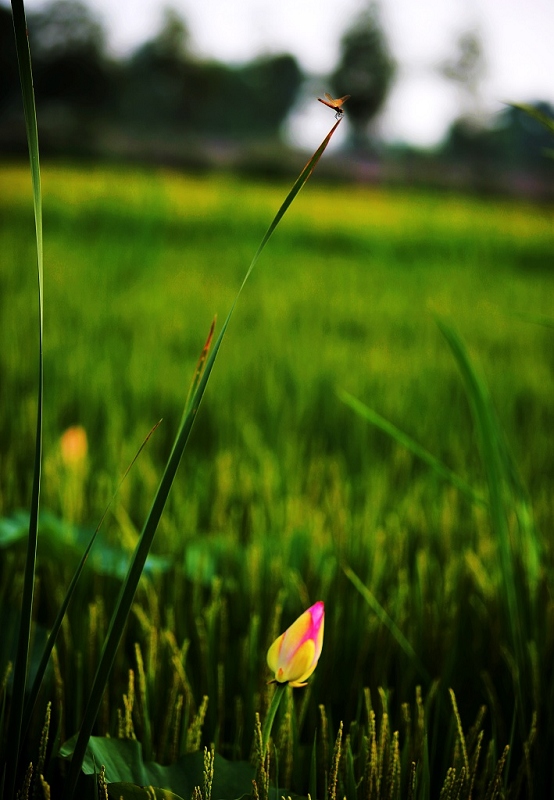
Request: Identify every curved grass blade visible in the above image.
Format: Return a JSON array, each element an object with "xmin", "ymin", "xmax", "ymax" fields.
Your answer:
[
  {"xmin": 435, "ymin": 318, "xmax": 531, "ymax": 718},
  {"xmin": 21, "ymin": 421, "xmax": 161, "ymax": 741},
  {"xmin": 342, "ymin": 564, "xmax": 430, "ymax": 683},
  {"xmin": 183, "ymin": 317, "xmax": 216, "ymax": 418},
  {"xmin": 515, "ymin": 311, "xmax": 554, "ymax": 330},
  {"xmin": 3, "ymin": 2, "xmax": 43, "ymax": 798},
  {"xmin": 63, "ymin": 119, "xmax": 343, "ymax": 800},
  {"xmin": 508, "ymin": 102, "xmax": 554, "ymax": 137},
  {"xmin": 338, "ymin": 388, "xmax": 486, "ymax": 507},
  {"xmin": 237, "ymin": 118, "xmax": 342, "ymax": 293}
]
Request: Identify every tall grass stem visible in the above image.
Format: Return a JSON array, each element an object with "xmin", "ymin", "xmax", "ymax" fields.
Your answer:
[
  {"xmin": 63, "ymin": 120, "xmax": 342, "ymax": 799},
  {"xmin": 3, "ymin": 2, "xmax": 43, "ymax": 798}
]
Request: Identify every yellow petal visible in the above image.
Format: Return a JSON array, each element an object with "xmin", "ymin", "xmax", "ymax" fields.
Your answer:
[
  {"xmin": 278, "ymin": 609, "xmax": 312, "ymax": 666},
  {"xmin": 280, "ymin": 639, "xmax": 315, "ymax": 683},
  {"xmin": 293, "ymin": 660, "xmax": 318, "ymax": 685},
  {"xmin": 267, "ymin": 632, "xmax": 285, "ymax": 673}
]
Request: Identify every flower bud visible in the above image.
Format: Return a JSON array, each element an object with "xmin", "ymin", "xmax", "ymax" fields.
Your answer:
[
  {"xmin": 60, "ymin": 425, "xmax": 88, "ymax": 468},
  {"xmin": 267, "ymin": 601, "xmax": 324, "ymax": 687}
]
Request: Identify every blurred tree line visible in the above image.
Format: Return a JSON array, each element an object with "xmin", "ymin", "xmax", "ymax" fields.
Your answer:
[
  {"xmin": 0, "ymin": 0, "xmax": 552, "ymax": 186},
  {"xmin": 437, "ymin": 29, "xmax": 554, "ymax": 178},
  {"xmin": 0, "ymin": 0, "xmax": 307, "ymax": 156},
  {"xmin": 441, "ymin": 103, "xmax": 554, "ymax": 174},
  {"xmin": 0, "ymin": 0, "xmax": 398, "ymax": 157}
]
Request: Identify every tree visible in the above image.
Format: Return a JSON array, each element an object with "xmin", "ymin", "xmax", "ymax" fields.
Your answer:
[
  {"xmin": 237, "ymin": 54, "xmax": 303, "ymax": 138},
  {"xmin": 441, "ymin": 101, "xmax": 554, "ymax": 181},
  {"xmin": 0, "ymin": 4, "xmax": 20, "ymax": 117},
  {"xmin": 178, "ymin": 53, "xmax": 303, "ymax": 140},
  {"xmin": 331, "ymin": 3, "xmax": 395, "ymax": 149},
  {"xmin": 28, "ymin": 0, "xmax": 105, "ymax": 60},
  {"xmin": 27, "ymin": 0, "xmax": 113, "ymax": 113},
  {"xmin": 121, "ymin": 7, "xmax": 192, "ymax": 131},
  {"xmin": 439, "ymin": 29, "xmax": 486, "ymax": 124}
]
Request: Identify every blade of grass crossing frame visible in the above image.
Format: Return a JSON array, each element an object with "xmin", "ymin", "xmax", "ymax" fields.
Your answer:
[
  {"xmin": 508, "ymin": 102, "xmax": 554, "ymax": 136},
  {"xmin": 238, "ymin": 117, "xmax": 342, "ymax": 292},
  {"xmin": 343, "ymin": 564, "xmax": 430, "ymax": 683},
  {"xmin": 63, "ymin": 119, "xmax": 343, "ymax": 799},
  {"xmin": 3, "ymin": 2, "xmax": 43, "ymax": 798},
  {"xmin": 338, "ymin": 388, "xmax": 486, "ymax": 507},
  {"xmin": 435, "ymin": 319, "xmax": 526, "ymax": 714},
  {"xmin": 183, "ymin": 317, "xmax": 216, "ymax": 417}
]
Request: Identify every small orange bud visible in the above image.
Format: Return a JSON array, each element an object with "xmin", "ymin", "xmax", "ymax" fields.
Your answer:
[{"xmin": 60, "ymin": 425, "xmax": 88, "ymax": 467}]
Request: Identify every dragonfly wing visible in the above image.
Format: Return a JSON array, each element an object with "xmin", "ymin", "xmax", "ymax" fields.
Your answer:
[{"xmin": 336, "ymin": 95, "xmax": 351, "ymax": 107}]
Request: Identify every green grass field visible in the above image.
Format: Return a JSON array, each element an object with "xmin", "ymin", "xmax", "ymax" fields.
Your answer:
[{"xmin": 1, "ymin": 162, "xmax": 553, "ymax": 798}]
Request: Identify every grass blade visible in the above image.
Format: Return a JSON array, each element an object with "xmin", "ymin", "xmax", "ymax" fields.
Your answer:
[
  {"xmin": 514, "ymin": 311, "xmax": 554, "ymax": 329},
  {"xmin": 342, "ymin": 564, "xmax": 430, "ymax": 683},
  {"xmin": 508, "ymin": 102, "xmax": 554, "ymax": 136},
  {"xmin": 63, "ymin": 119, "xmax": 343, "ymax": 799},
  {"xmin": 338, "ymin": 388, "xmax": 486, "ymax": 507},
  {"xmin": 183, "ymin": 317, "xmax": 216, "ymax": 418},
  {"xmin": 2, "ymin": 2, "xmax": 43, "ymax": 797},
  {"xmin": 435, "ymin": 318, "xmax": 530, "ymax": 716}
]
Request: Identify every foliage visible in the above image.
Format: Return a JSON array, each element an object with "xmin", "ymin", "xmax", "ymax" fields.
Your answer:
[
  {"xmin": 1, "ymin": 162, "xmax": 553, "ymax": 797},
  {"xmin": 330, "ymin": 2, "xmax": 395, "ymax": 148},
  {"xmin": 1, "ymin": 0, "xmax": 554, "ymax": 795},
  {"xmin": 0, "ymin": 4, "xmax": 19, "ymax": 115},
  {"xmin": 59, "ymin": 737, "xmax": 254, "ymax": 800},
  {"xmin": 2, "ymin": 3, "xmax": 343, "ymax": 795},
  {"xmin": 27, "ymin": 0, "xmax": 114, "ymax": 112},
  {"xmin": 439, "ymin": 30, "xmax": 485, "ymax": 109},
  {"xmin": 0, "ymin": 0, "xmax": 304, "ymax": 150},
  {"xmin": 441, "ymin": 101, "xmax": 554, "ymax": 173}
]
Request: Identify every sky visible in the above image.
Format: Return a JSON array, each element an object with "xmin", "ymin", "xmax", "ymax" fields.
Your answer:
[{"xmin": 21, "ymin": 0, "xmax": 554, "ymax": 148}]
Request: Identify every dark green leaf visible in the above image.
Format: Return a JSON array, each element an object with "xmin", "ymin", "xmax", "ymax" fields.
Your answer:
[
  {"xmin": 3, "ymin": 1, "xmax": 44, "ymax": 796},
  {"xmin": 60, "ymin": 736, "xmax": 255, "ymax": 800},
  {"xmin": 108, "ymin": 784, "xmax": 184, "ymax": 800}
]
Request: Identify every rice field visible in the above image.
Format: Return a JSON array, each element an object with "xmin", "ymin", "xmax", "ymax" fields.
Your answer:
[{"xmin": 1, "ymin": 161, "xmax": 553, "ymax": 798}]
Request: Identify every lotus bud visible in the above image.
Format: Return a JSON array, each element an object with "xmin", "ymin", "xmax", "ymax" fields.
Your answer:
[{"xmin": 267, "ymin": 601, "xmax": 324, "ymax": 688}]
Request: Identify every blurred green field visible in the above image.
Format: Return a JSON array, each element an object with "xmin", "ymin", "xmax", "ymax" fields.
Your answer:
[
  {"xmin": 1, "ymin": 162, "xmax": 553, "ymax": 795},
  {"xmin": 1, "ymin": 163, "xmax": 552, "ymax": 525}
]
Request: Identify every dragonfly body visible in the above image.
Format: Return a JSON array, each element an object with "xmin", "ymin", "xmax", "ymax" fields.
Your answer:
[{"xmin": 317, "ymin": 92, "xmax": 351, "ymax": 119}]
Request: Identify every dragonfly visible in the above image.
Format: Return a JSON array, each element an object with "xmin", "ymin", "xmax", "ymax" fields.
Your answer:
[{"xmin": 317, "ymin": 93, "xmax": 351, "ymax": 119}]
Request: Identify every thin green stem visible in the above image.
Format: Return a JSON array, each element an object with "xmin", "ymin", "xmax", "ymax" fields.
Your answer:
[
  {"xmin": 63, "ymin": 122, "xmax": 342, "ymax": 800},
  {"xmin": 262, "ymin": 684, "xmax": 288, "ymax": 754},
  {"xmin": 3, "ymin": 1, "xmax": 43, "ymax": 798}
]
